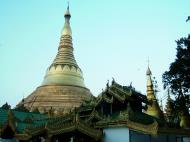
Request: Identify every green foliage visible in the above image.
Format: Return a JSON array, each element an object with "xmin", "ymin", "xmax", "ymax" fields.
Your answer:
[
  {"xmin": 14, "ymin": 105, "xmax": 29, "ymax": 112},
  {"xmin": 32, "ymin": 107, "xmax": 40, "ymax": 113},
  {"xmin": 1, "ymin": 102, "xmax": 11, "ymax": 109},
  {"xmin": 162, "ymin": 34, "xmax": 190, "ymax": 111},
  {"xmin": 163, "ymin": 34, "xmax": 190, "ymax": 96}
]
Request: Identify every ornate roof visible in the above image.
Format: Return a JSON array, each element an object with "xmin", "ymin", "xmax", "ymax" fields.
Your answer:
[
  {"xmin": 0, "ymin": 108, "xmax": 102, "ymax": 141},
  {"xmin": 95, "ymin": 80, "xmax": 148, "ymax": 106},
  {"xmin": 0, "ymin": 108, "xmax": 48, "ymax": 139},
  {"xmin": 2, "ymin": 81, "xmax": 190, "ymax": 140}
]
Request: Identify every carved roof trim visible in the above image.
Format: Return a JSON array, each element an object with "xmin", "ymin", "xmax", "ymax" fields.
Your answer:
[
  {"xmin": 86, "ymin": 110, "xmax": 103, "ymax": 122},
  {"xmin": 95, "ymin": 119, "xmax": 158, "ymax": 135},
  {"xmin": 24, "ymin": 116, "xmax": 102, "ymax": 140}
]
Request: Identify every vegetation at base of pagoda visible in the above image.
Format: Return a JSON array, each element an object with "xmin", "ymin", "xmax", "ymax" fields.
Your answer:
[
  {"xmin": 162, "ymin": 34, "xmax": 190, "ymax": 122},
  {"xmin": 152, "ymin": 76, "xmax": 160, "ymax": 99},
  {"xmin": 1, "ymin": 101, "xmax": 29, "ymax": 112},
  {"xmin": 14, "ymin": 104, "xmax": 29, "ymax": 112},
  {"xmin": 0, "ymin": 102, "xmax": 11, "ymax": 109},
  {"xmin": 32, "ymin": 107, "xmax": 40, "ymax": 113},
  {"xmin": 14, "ymin": 99, "xmax": 29, "ymax": 112},
  {"xmin": 164, "ymin": 93, "xmax": 180, "ymax": 127}
]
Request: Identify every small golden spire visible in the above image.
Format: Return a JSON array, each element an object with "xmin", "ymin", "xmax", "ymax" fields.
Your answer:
[
  {"xmin": 145, "ymin": 65, "xmax": 163, "ymax": 119},
  {"xmin": 165, "ymin": 92, "xmax": 174, "ymax": 123},
  {"xmin": 178, "ymin": 95, "xmax": 190, "ymax": 128}
]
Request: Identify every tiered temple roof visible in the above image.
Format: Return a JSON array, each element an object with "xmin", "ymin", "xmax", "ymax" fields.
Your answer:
[{"xmin": 1, "ymin": 80, "xmax": 190, "ymax": 141}]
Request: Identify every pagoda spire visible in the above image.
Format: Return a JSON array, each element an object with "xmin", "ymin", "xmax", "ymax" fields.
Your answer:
[
  {"xmin": 61, "ymin": 3, "xmax": 72, "ymax": 36},
  {"xmin": 165, "ymin": 93, "xmax": 174, "ymax": 123},
  {"xmin": 19, "ymin": 5, "xmax": 92, "ymax": 114},
  {"xmin": 178, "ymin": 95, "xmax": 190, "ymax": 128},
  {"xmin": 42, "ymin": 5, "xmax": 85, "ymax": 87},
  {"xmin": 145, "ymin": 65, "xmax": 164, "ymax": 119}
]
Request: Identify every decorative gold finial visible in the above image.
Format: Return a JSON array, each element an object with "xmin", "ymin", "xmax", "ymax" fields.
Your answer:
[
  {"xmin": 186, "ymin": 16, "xmax": 190, "ymax": 22},
  {"xmin": 145, "ymin": 64, "xmax": 164, "ymax": 119},
  {"xmin": 67, "ymin": 0, "xmax": 70, "ymax": 10},
  {"xmin": 146, "ymin": 57, "xmax": 152, "ymax": 76},
  {"xmin": 112, "ymin": 77, "xmax": 115, "ymax": 85},
  {"xmin": 160, "ymin": 99, "xmax": 163, "ymax": 111},
  {"xmin": 106, "ymin": 80, "xmax": 109, "ymax": 89},
  {"xmin": 64, "ymin": 1, "xmax": 71, "ymax": 18}
]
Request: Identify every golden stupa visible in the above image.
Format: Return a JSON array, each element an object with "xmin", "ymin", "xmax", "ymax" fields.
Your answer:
[
  {"xmin": 145, "ymin": 66, "xmax": 164, "ymax": 119},
  {"xmin": 21, "ymin": 6, "xmax": 92, "ymax": 114}
]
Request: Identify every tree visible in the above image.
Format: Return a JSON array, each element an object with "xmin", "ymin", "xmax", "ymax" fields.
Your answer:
[
  {"xmin": 14, "ymin": 104, "xmax": 29, "ymax": 112},
  {"xmin": 14, "ymin": 99, "xmax": 29, "ymax": 112},
  {"xmin": 1, "ymin": 102, "xmax": 11, "ymax": 109},
  {"xmin": 162, "ymin": 34, "xmax": 190, "ymax": 111}
]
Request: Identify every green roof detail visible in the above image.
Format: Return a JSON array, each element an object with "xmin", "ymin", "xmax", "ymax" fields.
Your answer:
[{"xmin": 0, "ymin": 108, "xmax": 48, "ymax": 133}]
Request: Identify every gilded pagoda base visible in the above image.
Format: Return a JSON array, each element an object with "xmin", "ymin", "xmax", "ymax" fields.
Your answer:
[{"xmin": 21, "ymin": 85, "xmax": 92, "ymax": 114}]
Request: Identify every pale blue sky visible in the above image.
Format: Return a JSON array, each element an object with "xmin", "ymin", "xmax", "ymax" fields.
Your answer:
[{"xmin": 0, "ymin": 0, "xmax": 190, "ymax": 107}]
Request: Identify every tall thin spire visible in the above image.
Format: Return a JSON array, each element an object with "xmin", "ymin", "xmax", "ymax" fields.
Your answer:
[
  {"xmin": 165, "ymin": 93, "xmax": 174, "ymax": 123},
  {"xmin": 146, "ymin": 65, "xmax": 154, "ymax": 100},
  {"xmin": 67, "ymin": 0, "xmax": 70, "ymax": 11},
  {"xmin": 42, "ymin": 6, "xmax": 85, "ymax": 88},
  {"xmin": 62, "ymin": 2, "xmax": 72, "ymax": 36},
  {"xmin": 145, "ymin": 65, "xmax": 164, "ymax": 119},
  {"xmin": 22, "ymin": 5, "xmax": 92, "ymax": 114}
]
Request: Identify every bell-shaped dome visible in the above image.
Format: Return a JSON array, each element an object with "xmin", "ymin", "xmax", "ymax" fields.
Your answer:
[
  {"xmin": 21, "ymin": 5, "xmax": 92, "ymax": 114},
  {"xmin": 42, "ymin": 5, "xmax": 85, "ymax": 88}
]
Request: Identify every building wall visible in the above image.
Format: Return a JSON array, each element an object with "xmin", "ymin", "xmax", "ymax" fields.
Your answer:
[
  {"xmin": 183, "ymin": 137, "xmax": 190, "ymax": 142},
  {"xmin": 103, "ymin": 128, "xmax": 130, "ymax": 142},
  {"xmin": 0, "ymin": 138, "xmax": 18, "ymax": 142},
  {"xmin": 130, "ymin": 130, "xmax": 190, "ymax": 142},
  {"xmin": 103, "ymin": 127, "xmax": 190, "ymax": 142},
  {"xmin": 151, "ymin": 134, "xmax": 167, "ymax": 142},
  {"xmin": 130, "ymin": 130, "xmax": 150, "ymax": 142}
]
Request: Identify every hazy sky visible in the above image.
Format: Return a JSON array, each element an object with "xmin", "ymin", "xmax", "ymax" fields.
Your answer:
[{"xmin": 0, "ymin": 0, "xmax": 190, "ymax": 107}]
